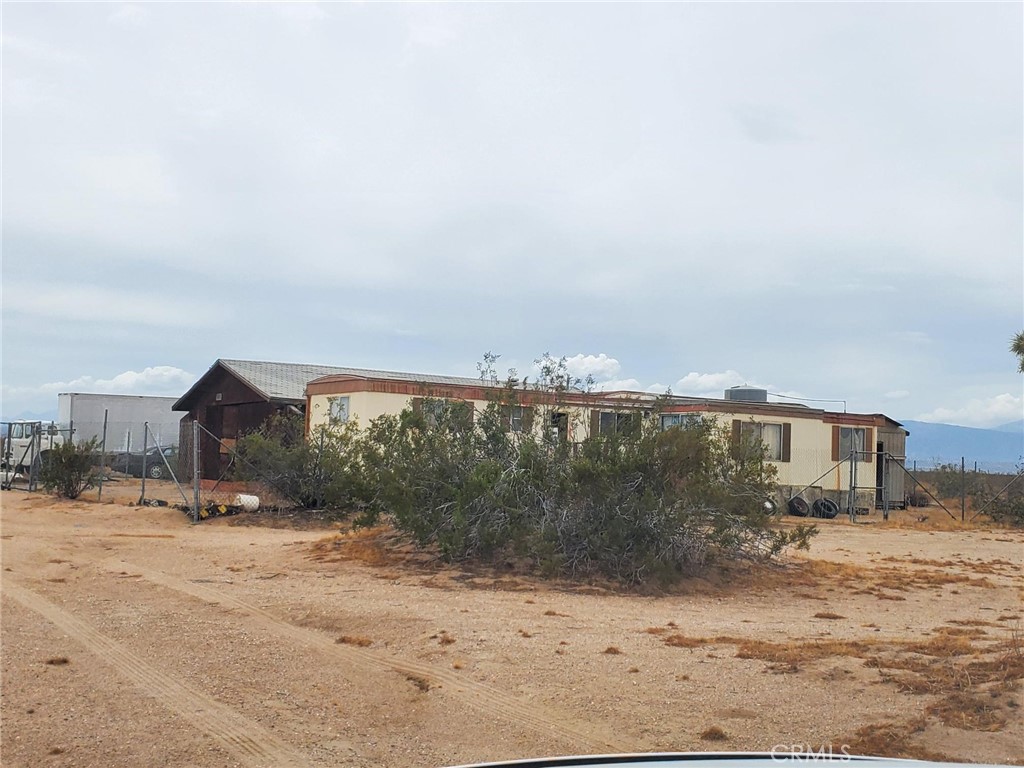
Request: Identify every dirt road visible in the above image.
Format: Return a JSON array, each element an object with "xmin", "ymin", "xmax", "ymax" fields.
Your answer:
[{"xmin": 2, "ymin": 491, "xmax": 1021, "ymax": 767}]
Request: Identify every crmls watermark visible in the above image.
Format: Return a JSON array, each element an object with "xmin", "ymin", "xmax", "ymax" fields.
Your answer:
[{"xmin": 770, "ymin": 745, "xmax": 854, "ymax": 762}]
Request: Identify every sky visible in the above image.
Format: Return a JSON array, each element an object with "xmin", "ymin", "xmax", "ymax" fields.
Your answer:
[{"xmin": 2, "ymin": 2, "xmax": 1022, "ymax": 429}]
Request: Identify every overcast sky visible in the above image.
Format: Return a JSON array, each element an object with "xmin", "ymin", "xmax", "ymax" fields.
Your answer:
[{"xmin": 2, "ymin": 2, "xmax": 1022, "ymax": 429}]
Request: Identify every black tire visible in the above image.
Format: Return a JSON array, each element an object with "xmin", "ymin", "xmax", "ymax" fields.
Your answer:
[
  {"xmin": 787, "ymin": 497, "xmax": 809, "ymax": 517},
  {"xmin": 813, "ymin": 498, "xmax": 840, "ymax": 520},
  {"xmin": 147, "ymin": 463, "xmax": 165, "ymax": 480}
]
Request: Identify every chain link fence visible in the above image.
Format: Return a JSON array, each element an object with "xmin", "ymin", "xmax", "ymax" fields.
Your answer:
[{"xmin": 1, "ymin": 418, "xmax": 294, "ymax": 521}]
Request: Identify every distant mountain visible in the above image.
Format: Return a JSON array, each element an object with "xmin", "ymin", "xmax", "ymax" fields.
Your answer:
[
  {"xmin": 900, "ymin": 420, "xmax": 1023, "ymax": 473},
  {"xmin": 0, "ymin": 408, "xmax": 59, "ymax": 425},
  {"xmin": 993, "ymin": 419, "xmax": 1024, "ymax": 434}
]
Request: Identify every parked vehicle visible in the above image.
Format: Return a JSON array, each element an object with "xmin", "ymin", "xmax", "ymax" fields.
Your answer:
[
  {"xmin": 111, "ymin": 446, "xmax": 178, "ymax": 479},
  {"xmin": 1, "ymin": 421, "xmax": 66, "ymax": 474}
]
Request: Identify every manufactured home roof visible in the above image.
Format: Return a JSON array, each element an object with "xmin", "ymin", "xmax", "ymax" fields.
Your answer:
[
  {"xmin": 173, "ymin": 359, "xmax": 905, "ymax": 431},
  {"xmin": 173, "ymin": 359, "xmax": 490, "ymax": 410}
]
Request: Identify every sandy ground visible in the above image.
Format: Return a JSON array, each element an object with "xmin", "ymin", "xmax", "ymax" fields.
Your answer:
[{"xmin": 1, "ymin": 486, "xmax": 1022, "ymax": 768}]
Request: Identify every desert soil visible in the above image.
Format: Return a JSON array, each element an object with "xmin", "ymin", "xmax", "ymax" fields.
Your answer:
[{"xmin": 1, "ymin": 485, "xmax": 1022, "ymax": 768}]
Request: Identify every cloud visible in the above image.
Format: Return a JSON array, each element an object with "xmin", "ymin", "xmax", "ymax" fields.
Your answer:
[
  {"xmin": 732, "ymin": 104, "xmax": 805, "ymax": 145},
  {"xmin": 77, "ymin": 152, "xmax": 177, "ymax": 205},
  {"xmin": 593, "ymin": 378, "xmax": 642, "ymax": 392},
  {"xmin": 275, "ymin": 2, "xmax": 328, "ymax": 24},
  {"xmin": 1, "ymin": 366, "xmax": 195, "ymax": 418},
  {"xmin": 3, "ymin": 281, "xmax": 226, "ymax": 328},
  {"xmin": 562, "ymin": 354, "xmax": 622, "ymax": 382},
  {"xmin": 916, "ymin": 393, "xmax": 1024, "ymax": 429},
  {"xmin": 406, "ymin": 11, "xmax": 459, "ymax": 49},
  {"xmin": 1, "ymin": 33, "xmax": 84, "ymax": 64},
  {"xmin": 108, "ymin": 4, "xmax": 149, "ymax": 29},
  {"xmin": 672, "ymin": 370, "xmax": 753, "ymax": 396},
  {"xmin": 885, "ymin": 390, "xmax": 911, "ymax": 400},
  {"xmin": 35, "ymin": 366, "xmax": 194, "ymax": 397}
]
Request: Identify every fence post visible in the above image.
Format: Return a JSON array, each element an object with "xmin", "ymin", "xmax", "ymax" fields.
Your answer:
[
  {"xmin": 882, "ymin": 453, "xmax": 890, "ymax": 521},
  {"xmin": 192, "ymin": 420, "xmax": 201, "ymax": 524},
  {"xmin": 961, "ymin": 456, "xmax": 966, "ymax": 521},
  {"xmin": 848, "ymin": 451, "xmax": 857, "ymax": 521},
  {"xmin": 97, "ymin": 409, "xmax": 109, "ymax": 501},
  {"xmin": 139, "ymin": 422, "xmax": 149, "ymax": 504}
]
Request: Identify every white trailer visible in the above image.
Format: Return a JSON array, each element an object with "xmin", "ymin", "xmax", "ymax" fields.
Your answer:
[{"xmin": 58, "ymin": 393, "xmax": 181, "ymax": 452}]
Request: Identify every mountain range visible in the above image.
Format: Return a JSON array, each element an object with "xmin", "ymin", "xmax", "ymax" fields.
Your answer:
[{"xmin": 899, "ymin": 419, "xmax": 1023, "ymax": 473}]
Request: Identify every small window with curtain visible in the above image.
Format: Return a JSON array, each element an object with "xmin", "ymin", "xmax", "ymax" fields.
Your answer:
[
  {"xmin": 832, "ymin": 425, "xmax": 874, "ymax": 463},
  {"xmin": 839, "ymin": 427, "xmax": 865, "ymax": 458},
  {"xmin": 328, "ymin": 396, "xmax": 350, "ymax": 425},
  {"xmin": 734, "ymin": 420, "xmax": 791, "ymax": 462}
]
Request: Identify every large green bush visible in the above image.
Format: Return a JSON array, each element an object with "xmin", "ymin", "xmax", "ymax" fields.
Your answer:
[
  {"xmin": 355, "ymin": 361, "xmax": 815, "ymax": 584},
  {"xmin": 232, "ymin": 413, "xmax": 368, "ymax": 511}
]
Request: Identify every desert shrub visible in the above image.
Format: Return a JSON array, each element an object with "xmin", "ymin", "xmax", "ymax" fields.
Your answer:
[
  {"xmin": 979, "ymin": 480, "xmax": 1024, "ymax": 528},
  {"xmin": 356, "ymin": 357, "xmax": 816, "ymax": 584},
  {"xmin": 232, "ymin": 413, "xmax": 369, "ymax": 511},
  {"xmin": 931, "ymin": 462, "xmax": 983, "ymax": 499},
  {"xmin": 40, "ymin": 438, "xmax": 99, "ymax": 499}
]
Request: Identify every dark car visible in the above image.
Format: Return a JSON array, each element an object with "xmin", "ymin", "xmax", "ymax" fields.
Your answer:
[{"xmin": 111, "ymin": 446, "xmax": 178, "ymax": 479}]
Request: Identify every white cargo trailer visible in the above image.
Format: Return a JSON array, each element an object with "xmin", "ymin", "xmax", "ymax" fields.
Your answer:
[{"xmin": 58, "ymin": 393, "xmax": 181, "ymax": 451}]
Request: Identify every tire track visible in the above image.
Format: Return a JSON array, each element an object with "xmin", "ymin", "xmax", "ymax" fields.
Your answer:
[
  {"xmin": 114, "ymin": 561, "xmax": 641, "ymax": 754},
  {"xmin": 3, "ymin": 580, "xmax": 312, "ymax": 768}
]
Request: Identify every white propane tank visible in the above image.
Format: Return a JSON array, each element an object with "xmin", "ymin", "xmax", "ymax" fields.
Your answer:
[{"xmin": 234, "ymin": 494, "xmax": 260, "ymax": 513}]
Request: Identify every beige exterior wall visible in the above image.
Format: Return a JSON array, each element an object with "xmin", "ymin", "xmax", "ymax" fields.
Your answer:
[
  {"xmin": 308, "ymin": 391, "xmax": 487, "ymax": 430},
  {"xmin": 694, "ymin": 410, "xmax": 856, "ymax": 492},
  {"xmin": 308, "ymin": 386, "xmax": 889, "ymax": 505},
  {"xmin": 310, "ymin": 390, "xmax": 597, "ymax": 443}
]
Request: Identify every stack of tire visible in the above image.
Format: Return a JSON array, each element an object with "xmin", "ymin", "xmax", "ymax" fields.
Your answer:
[{"xmin": 787, "ymin": 497, "xmax": 840, "ymax": 519}]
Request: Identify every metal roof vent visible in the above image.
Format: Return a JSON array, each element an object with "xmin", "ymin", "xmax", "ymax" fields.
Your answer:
[{"xmin": 724, "ymin": 386, "xmax": 768, "ymax": 402}]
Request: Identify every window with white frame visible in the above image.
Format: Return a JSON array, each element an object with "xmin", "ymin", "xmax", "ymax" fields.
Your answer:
[{"xmin": 328, "ymin": 396, "xmax": 350, "ymax": 425}]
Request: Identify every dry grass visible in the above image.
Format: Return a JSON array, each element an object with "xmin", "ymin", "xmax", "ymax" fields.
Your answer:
[
  {"xmin": 761, "ymin": 557, "xmax": 1002, "ymax": 599},
  {"xmin": 842, "ymin": 720, "xmax": 954, "ymax": 761},
  {"xmin": 902, "ymin": 635, "xmax": 978, "ymax": 657},
  {"xmin": 735, "ymin": 638, "xmax": 876, "ymax": 669},
  {"xmin": 813, "ymin": 611, "xmax": 845, "ymax": 620},
  {"xmin": 406, "ymin": 674, "xmax": 432, "ymax": 692},
  {"xmin": 518, "ymin": 629, "xmax": 533, "ymax": 638},
  {"xmin": 543, "ymin": 609, "xmax": 570, "ymax": 617},
  {"xmin": 437, "ymin": 631, "xmax": 456, "ymax": 646},
  {"xmin": 699, "ymin": 726, "xmax": 728, "ymax": 741},
  {"xmin": 44, "ymin": 657, "xmax": 70, "ymax": 666},
  {"xmin": 662, "ymin": 634, "xmax": 707, "ymax": 648},
  {"xmin": 926, "ymin": 691, "xmax": 1010, "ymax": 731},
  {"xmin": 933, "ymin": 626, "xmax": 988, "ymax": 638},
  {"xmin": 335, "ymin": 635, "xmax": 372, "ymax": 647},
  {"xmin": 602, "ymin": 646, "xmax": 622, "ymax": 655},
  {"xmin": 627, "ymin": 666, "xmax": 639, "ymax": 673},
  {"xmin": 452, "ymin": 659, "xmax": 465, "ymax": 670},
  {"xmin": 308, "ymin": 526, "xmax": 401, "ymax": 568}
]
